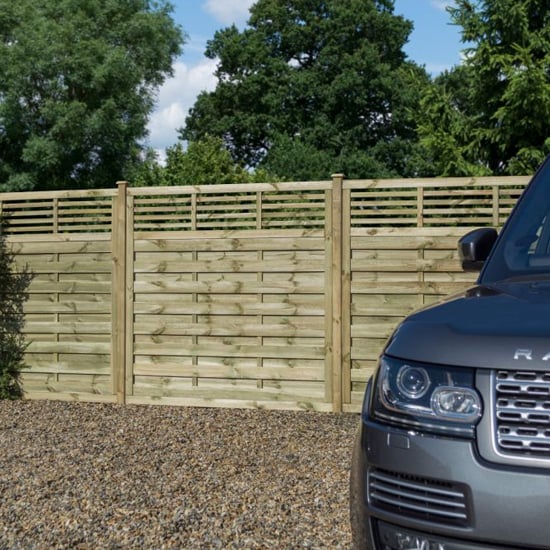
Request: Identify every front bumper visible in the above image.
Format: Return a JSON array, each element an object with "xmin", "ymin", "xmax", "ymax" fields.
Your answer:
[{"xmin": 350, "ymin": 386, "xmax": 550, "ymax": 550}]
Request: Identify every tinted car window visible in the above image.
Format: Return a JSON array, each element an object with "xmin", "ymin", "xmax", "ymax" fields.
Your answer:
[{"xmin": 482, "ymin": 159, "xmax": 550, "ymax": 283}]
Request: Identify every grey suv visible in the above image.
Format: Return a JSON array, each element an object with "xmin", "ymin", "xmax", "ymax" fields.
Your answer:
[{"xmin": 350, "ymin": 156, "xmax": 550, "ymax": 549}]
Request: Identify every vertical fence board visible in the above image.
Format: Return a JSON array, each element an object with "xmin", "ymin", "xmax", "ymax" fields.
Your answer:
[
  {"xmin": 330, "ymin": 174, "xmax": 343, "ymax": 412},
  {"xmin": 341, "ymin": 186, "xmax": 352, "ymax": 406},
  {"xmin": 112, "ymin": 182, "xmax": 127, "ymax": 403},
  {"xmin": 125, "ymin": 193, "xmax": 136, "ymax": 400}
]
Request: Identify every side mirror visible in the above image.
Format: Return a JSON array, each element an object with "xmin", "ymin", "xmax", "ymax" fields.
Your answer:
[{"xmin": 458, "ymin": 228, "xmax": 498, "ymax": 272}]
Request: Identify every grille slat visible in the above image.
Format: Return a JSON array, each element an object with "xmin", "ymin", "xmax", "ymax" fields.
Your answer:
[
  {"xmin": 370, "ymin": 481, "xmax": 466, "ymax": 511},
  {"xmin": 368, "ymin": 469, "xmax": 469, "ymax": 526},
  {"xmin": 495, "ymin": 370, "xmax": 550, "ymax": 455}
]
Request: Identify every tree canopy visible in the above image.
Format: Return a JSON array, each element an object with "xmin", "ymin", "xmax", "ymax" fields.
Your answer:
[
  {"xmin": 180, "ymin": 0, "xmax": 431, "ymax": 180},
  {"xmin": 417, "ymin": 0, "xmax": 550, "ymax": 176},
  {"xmin": 130, "ymin": 137, "xmax": 270, "ymax": 187},
  {"xmin": 0, "ymin": 0, "xmax": 184, "ymax": 191},
  {"xmin": 3, "ymin": 0, "xmax": 547, "ymax": 189}
]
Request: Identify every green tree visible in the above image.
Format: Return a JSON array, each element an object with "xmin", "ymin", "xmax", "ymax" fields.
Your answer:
[
  {"xmin": 416, "ymin": 66, "xmax": 494, "ymax": 177},
  {"xmin": 418, "ymin": 0, "xmax": 550, "ymax": 176},
  {"xmin": 163, "ymin": 137, "xmax": 254, "ymax": 185},
  {"xmin": 129, "ymin": 137, "xmax": 272, "ymax": 186},
  {"xmin": 126, "ymin": 147, "xmax": 166, "ymax": 187},
  {"xmin": 181, "ymin": 0, "xmax": 431, "ymax": 179},
  {"xmin": 0, "ymin": 0, "xmax": 184, "ymax": 191}
]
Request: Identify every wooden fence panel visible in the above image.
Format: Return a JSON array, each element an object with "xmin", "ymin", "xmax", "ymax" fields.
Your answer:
[
  {"xmin": 1, "ymin": 175, "xmax": 531, "ymax": 411},
  {"xmin": 340, "ymin": 175, "xmax": 529, "ymax": 411},
  {"xmin": 14, "ymin": 234, "xmax": 116, "ymax": 402},
  {"xmin": 127, "ymin": 229, "xmax": 331, "ymax": 411}
]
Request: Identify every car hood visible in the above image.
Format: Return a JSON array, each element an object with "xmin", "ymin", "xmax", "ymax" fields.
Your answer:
[{"xmin": 385, "ymin": 280, "xmax": 550, "ymax": 370}]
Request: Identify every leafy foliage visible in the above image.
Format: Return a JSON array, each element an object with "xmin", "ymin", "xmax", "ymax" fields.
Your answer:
[
  {"xmin": 0, "ymin": 0, "xmax": 184, "ymax": 191},
  {"xmin": 0, "ymin": 221, "xmax": 33, "ymax": 399},
  {"xmin": 130, "ymin": 136, "xmax": 272, "ymax": 186},
  {"xmin": 181, "ymin": 0, "xmax": 431, "ymax": 179},
  {"xmin": 163, "ymin": 138, "xmax": 258, "ymax": 185},
  {"xmin": 418, "ymin": 0, "xmax": 550, "ymax": 176}
]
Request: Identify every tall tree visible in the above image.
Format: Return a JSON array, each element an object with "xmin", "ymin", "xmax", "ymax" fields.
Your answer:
[
  {"xmin": 418, "ymin": 0, "xmax": 550, "ymax": 176},
  {"xmin": 181, "ymin": 0, "xmax": 430, "ymax": 180},
  {"xmin": 0, "ymin": 0, "xmax": 184, "ymax": 191}
]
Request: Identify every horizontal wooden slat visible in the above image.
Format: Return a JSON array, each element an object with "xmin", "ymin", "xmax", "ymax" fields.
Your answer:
[
  {"xmin": 133, "ymin": 320, "xmax": 324, "ymax": 338},
  {"xmin": 134, "ymin": 236, "xmax": 325, "ymax": 253},
  {"xmin": 133, "ymin": 362, "xmax": 324, "ymax": 381},
  {"xmin": 133, "ymin": 342, "xmax": 325, "ymax": 359},
  {"xmin": 133, "ymin": 301, "xmax": 324, "ymax": 316},
  {"xmin": 133, "ymin": 278, "xmax": 324, "ymax": 294},
  {"xmin": 344, "ymin": 175, "xmax": 530, "ymax": 189},
  {"xmin": 24, "ymin": 322, "xmax": 112, "ymax": 334},
  {"xmin": 131, "ymin": 380, "xmax": 326, "ymax": 403},
  {"xmin": 26, "ymin": 341, "xmax": 111, "ymax": 354}
]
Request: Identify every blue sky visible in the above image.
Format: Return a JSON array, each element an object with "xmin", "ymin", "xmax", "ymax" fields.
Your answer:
[{"xmin": 147, "ymin": 0, "xmax": 464, "ymax": 154}]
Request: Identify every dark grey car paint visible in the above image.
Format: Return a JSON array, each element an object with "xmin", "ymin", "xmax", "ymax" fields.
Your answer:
[
  {"xmin": 386, "ymin": 281, "xmax": 550, "ymax": 371},
  {"xmin": 350, "ymin": 156, "xmax": 550, "ymax": 549},
  {"xmin": 351, "ymin": 390, "xmax": 550, "ymax": 548}
]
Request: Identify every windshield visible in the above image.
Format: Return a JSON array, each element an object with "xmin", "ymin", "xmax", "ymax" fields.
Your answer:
[{"xmin": 481, "ymin": 157, "xmax": 550, "ymax": 283}]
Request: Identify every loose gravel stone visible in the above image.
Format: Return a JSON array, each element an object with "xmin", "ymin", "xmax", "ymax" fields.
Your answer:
[{"xmin": 0, "ymin": 401, "xmax": 358, "ymax": 549}]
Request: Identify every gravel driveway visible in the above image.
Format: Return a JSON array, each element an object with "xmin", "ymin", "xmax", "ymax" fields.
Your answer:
[{"xmin": 0, "ymin": 401, "xmax": 358, "ymax": 549}]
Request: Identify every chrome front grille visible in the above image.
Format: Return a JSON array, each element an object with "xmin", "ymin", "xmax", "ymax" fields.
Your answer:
[
  {"xmin": 495, "ymin": 370, "xmax": 550, "ymax": 454},
  {"xmin": 368, "ymin": 468, "xmax": 469, "ymax": 527}
]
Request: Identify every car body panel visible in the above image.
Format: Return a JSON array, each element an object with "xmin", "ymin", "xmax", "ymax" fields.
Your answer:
[
  {"xmin": 385, "ymin": 282, "xmax": 550, "ymax": 371},
  {"xmin": 350, "ymin": 156, "xmax": 550, "ymax": 549}
]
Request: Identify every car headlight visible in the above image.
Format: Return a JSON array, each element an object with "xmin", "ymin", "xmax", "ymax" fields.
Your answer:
[{"xmin": 371, "ymin": 355, "xmax": 482, "ymax": 437}]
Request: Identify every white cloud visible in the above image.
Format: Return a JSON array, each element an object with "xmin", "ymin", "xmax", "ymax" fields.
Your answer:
[
  {"xmin": 146, "ymin": 58, "xmax": 218, "ymax": 151},
  {"xmin": 431, "ymin": 0, "xmax": 453, "ymax": 10},
  {"xmin": 145, "ymin": 1, "xmax": 259, "ymax": 157},
  {"xmin": 204, "ymin": 0, "xmax": 255, "ymax": 25}
]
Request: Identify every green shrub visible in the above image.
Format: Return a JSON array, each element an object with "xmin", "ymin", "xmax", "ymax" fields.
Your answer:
[{"xmin": 0, "ymin": 219, "xmax": 33, "ymax": 399}]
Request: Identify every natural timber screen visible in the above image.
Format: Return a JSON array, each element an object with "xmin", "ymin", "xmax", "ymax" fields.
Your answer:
[{"xmin": 3, "ymin": 175, "xmax": 529, "ymax": 412}]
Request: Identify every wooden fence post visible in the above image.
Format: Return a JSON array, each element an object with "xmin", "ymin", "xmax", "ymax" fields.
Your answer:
[
  {"xmin": 341, "ymin": 180, "xmax": 352, "ymax": 408},
  {"xmin": 112, "ymin": 181, "xmax": 127, "ymax": 403},
  {"xmin": 492, "ymin": 185, "xmax": 500, "ymax": 227},
  {"xmin": 330, "ymin": 174, "xmax": 344, "ymax": 412}
]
